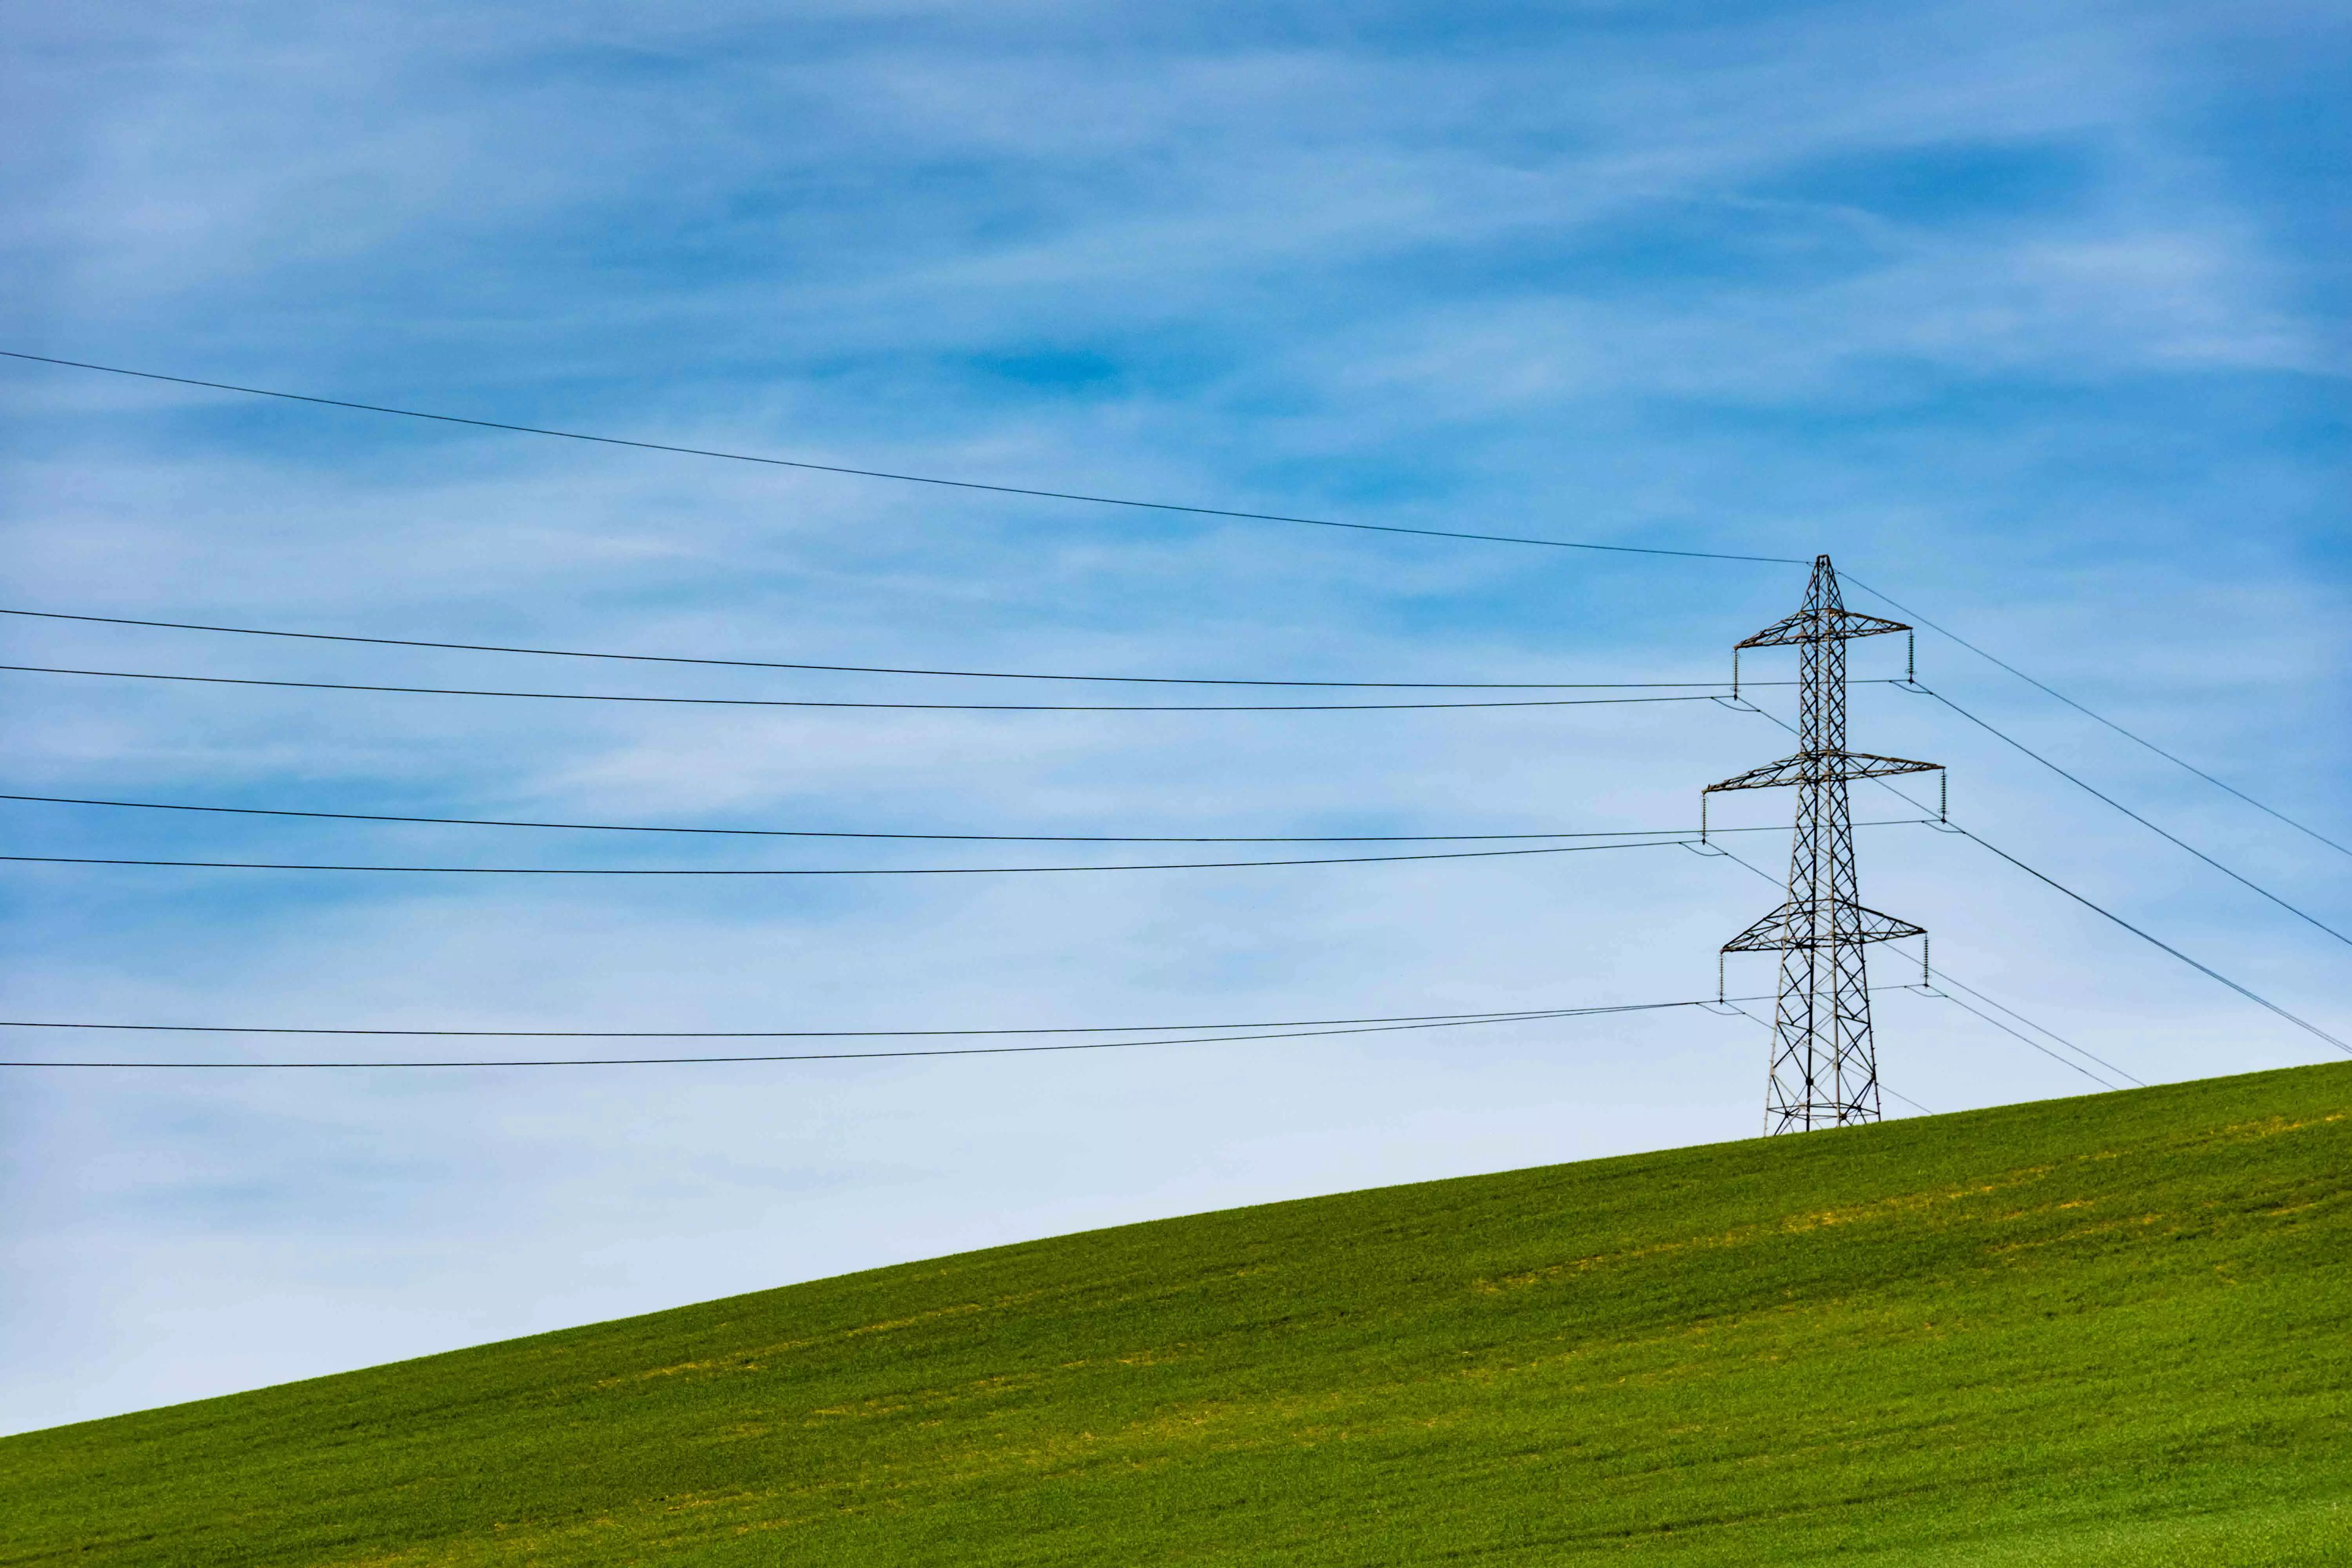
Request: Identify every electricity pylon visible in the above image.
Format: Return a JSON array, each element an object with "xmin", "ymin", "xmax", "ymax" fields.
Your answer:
[{"xmin": 1706, "ymin": 555, "xmax": 1940, "ymax": 1134}]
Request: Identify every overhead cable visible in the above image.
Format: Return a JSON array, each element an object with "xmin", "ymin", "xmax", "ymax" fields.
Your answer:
[
  {"xmin": 1874, "ymin": 1080, "xmax": 1933, "ymax": 1116},
  {"xmin": 0, "ymin": 793, "xmax": 1930, "ymax": 846},
  {"xmin": 0, "ymin": 662, "xmax": 1743, "ymax": 713},
  {"xmin": 1731, "ymin": 701, "xmax": 2348, "ymax": 1056},
  {"xmin": 1, "ymin": 837, "xmax": 1710, "ymax": 875},
  {"xmin": 1946, "ymin": 826, "xmax": 2349, "ymax": 1057},
  {"xmin": 1907, "ymin": 683, "xmax": 2351, "ymax": 948},
  {"xmin": 0, "ymin": 352, "xmax": 1804, "ymax": 565},
  {"xmin": 1844, "ymin": 572, "xmax": 2352, "ymax": 861},
  {"xmin": 1705, "ymin": 842, "xmax": 2141, "ymax": 1089},
  {"xmin": 1916, "ymin": 983, "xmax": 2120, "ymax": 1091},
  {"xmin": 0, "ymin": 609, "xmax": 1772, "ymax": 691},
  {"xmin": 0, "ymin": 994, "xmax": 1742, "ymax": 1068},
  {"xmin": 1926, "ymin": 968, "xmax": 2143, "ymax": 1087},
  {"xmin": 0, "ymin": 1003, "xmax": 1627, "ymax": 1039}
]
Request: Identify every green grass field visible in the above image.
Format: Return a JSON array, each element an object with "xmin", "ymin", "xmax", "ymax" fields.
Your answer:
[{"xmin": 5, "ymin": 1062, "xmax": 2347, "ymax": 1566}]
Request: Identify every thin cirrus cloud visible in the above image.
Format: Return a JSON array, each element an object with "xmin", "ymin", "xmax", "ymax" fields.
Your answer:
[{"xmin": 1, "ymin": 0, "xmax": 2347, "ymax": 1434}]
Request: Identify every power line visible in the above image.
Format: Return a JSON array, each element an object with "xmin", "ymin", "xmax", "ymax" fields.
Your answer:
[
  {"xmin": 0, "ymin": 793, "xmax": 1930, "ymax": 846},
  {"xmin": 0, "ymin": 352, "xmax": 1805, "ymax": 565},
  {"xmin": 1725, "ymin": 700, "xmax": 2349, "ymax": 1057},
  {"xmin": 1945, "ymin": 826, "xmax": 2350, "ymax": 1057},
  {"xmin": 2, "ymin": 837, "xmax": 1712, "ymax": 875},
  {"xmin": 0, "ymin": 1003, "xmax": 1626, "ymax": 1039},
  {"xmin": 1704, "ymin": 841, "xmax": 2132, "ymax": 1090},
  {"xmin": 1908, "ymin": 683, "xmax": 2351, "ymax": 948},
  {"xmin": 1843, "ymin": 572, "xmax": 2352, "ymax": 862},
  {"xmin": 1926, "ymin": 968, "xmax": 2143, "ymax": 1087},
  {"xmin": 8, "ymin": 818, "xmax": 1945, "ymax": 875},
  {"xmin": 0, "ymin": 609, "xmax": 1773, "ymax": 692},
  {"xmin": 0, "ymin": 994, "xmax": 1741, "ymax": 1067},
  {"xmin": 0, "ymin": 662, "xmax": 1747, "ymax": 713},
  {"xmin": 1915, "ymin": 983, "xmax": 2120, "ymax": 1092}
]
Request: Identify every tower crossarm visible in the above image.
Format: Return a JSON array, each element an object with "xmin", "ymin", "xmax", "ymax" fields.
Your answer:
[
  {"xmin": 1735, "ymin": 606, "xmax": 1911, "ymax": 649},
  {"xmin": 1721, "ymin": 901, "xmax": 1927, "ymax": 954},
  {"xmin": 1705, "ymin": 749, "xmax": 1940, "ymax": 793}
]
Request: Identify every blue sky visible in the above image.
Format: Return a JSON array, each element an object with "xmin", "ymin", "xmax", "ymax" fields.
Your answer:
[{"xmin": 3, "ymin": 0, "xmax": 2346, "ymax": 1432}]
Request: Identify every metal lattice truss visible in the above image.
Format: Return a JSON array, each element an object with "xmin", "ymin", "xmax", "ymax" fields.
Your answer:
[
  {"xmin": 1706, "ymin": 555, "xmax": 1938, "ymax": 1136},
  {"xmin": 1722, "ymin": 899, "xmax": 1925, "ymax": 953},
  {"xmin": 1708, "ymin": 749, "xmax": 1938, "ymax": 793},
  {"xmin": 1735, "ymin": 604, "xmax": 1910, "ymax": 649}
]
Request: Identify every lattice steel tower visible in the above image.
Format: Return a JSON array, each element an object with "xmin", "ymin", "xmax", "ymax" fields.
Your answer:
[{"xmin": 1706, "ymin": 555, "xmax": 1940, "ymax": 1134}]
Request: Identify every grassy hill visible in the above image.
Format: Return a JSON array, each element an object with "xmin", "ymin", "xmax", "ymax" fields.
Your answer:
[{"xmin": 4, "ymin": 1062, "xmax": 2347, "ymax": 1566}]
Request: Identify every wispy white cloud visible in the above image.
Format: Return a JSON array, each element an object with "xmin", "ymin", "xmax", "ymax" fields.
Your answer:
[{"xmin": 2, "ymin": 0, "xmax": 2346, "ymax": 1433}]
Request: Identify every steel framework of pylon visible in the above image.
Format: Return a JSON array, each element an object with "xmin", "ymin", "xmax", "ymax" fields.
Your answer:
[{"xmin": 1705, "ymin": 555, "xmax": 1940, "ymax": 1134}]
